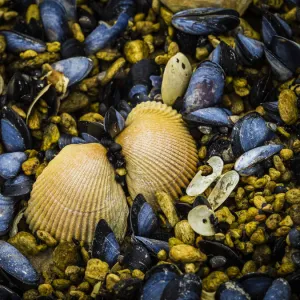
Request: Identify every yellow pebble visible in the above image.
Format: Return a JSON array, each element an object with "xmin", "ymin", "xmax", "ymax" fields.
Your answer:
[
  {"xmin": 20, "ymin": 49, "xmax": 38, "ymax": 59},
  {"xmin": 46, "ymin": 41, "xmax": 61, "ymax": 53}
]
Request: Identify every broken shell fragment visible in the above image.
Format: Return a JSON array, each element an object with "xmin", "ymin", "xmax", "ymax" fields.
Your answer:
[
  {"xmin": 188, "ymin": 205, "xmax": 216, "ymax": 236},
  {"xmin": 207, "ymin": 170, "xmax": 239, "ymax": 210},
  {"xmin": 186, "ymin": 156, "xmax": 223, "ymax": 196},
  {"xmin": 116, "ymin": 101, "xmax": 198, "ymax": 210},
  {"xmin": 25, "ymin": 143, "xmax": 128, "ymax": 243}
]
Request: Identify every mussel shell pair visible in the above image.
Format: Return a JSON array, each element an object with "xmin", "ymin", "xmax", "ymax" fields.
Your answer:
[{"xmin": 26, "ymin": 102, "xmax": 198, "ymax": 242}]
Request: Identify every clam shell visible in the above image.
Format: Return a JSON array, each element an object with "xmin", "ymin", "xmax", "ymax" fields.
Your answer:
[
  {"xmin": 25, "ymin": 143, "xmax": 128, "ymax": 243},
  {"xmin": 116, "ymin": 101, "xmax": 198, "ymax": 210}
]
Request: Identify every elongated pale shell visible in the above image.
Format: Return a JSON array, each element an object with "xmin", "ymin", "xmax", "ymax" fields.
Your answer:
[
  {"xmin": 25, "ymin": 143, "xmax": 128, "ymax": 243},
  {"xmin": 116, "ymin": 101, "xmax": 198, "ymax": 210}
]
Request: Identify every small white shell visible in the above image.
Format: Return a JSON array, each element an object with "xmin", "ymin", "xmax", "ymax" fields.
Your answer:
[
  {"xmin": 186, "ymin": 156, "xmax": 223, "ymax": 196},
  {"xmin": 208, "ymin": 170, "xmax": 240, "ymax": 210},
  {"xmin": 188, "ymin": 205, "xmax": 215, "ymax": 236},
  {"xmin": 162, "ymin": 52, "xmax": 192, "ymax": 106}
]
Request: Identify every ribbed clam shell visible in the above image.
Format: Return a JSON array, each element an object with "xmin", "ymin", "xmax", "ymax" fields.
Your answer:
[
  {"xmin": 25, "ymin": 143, "xmax": 128, "ymax": 243},
  {"xmin": 116, "ymin": 101, "xmax": 198, "ymax": 210}
]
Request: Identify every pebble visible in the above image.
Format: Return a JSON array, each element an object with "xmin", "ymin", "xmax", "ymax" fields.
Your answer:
[
  {"xmin": 210, "ymin": 256, "xmax": 227, "ymax": 269},
  {"xmin": 0, "ymin": 152, "xmax": 27, "ymax": 179},
  {"xmin": 59, "ymin": 92, "xmax": 89, "ymax": 113},
  {"xmin": 169, "ymin": 244, "xmax": 207, "ymax": 263},
  {"xmin": 161, "ymin": 52, "xmax": 192, "ymax": 106},
  {"xmin": 278, "ymin": 89, "xmax": 298, "ymax": 125},
  {"xmin": 84, "ymin": 259, "xmax": 109, "ymax": 285}
]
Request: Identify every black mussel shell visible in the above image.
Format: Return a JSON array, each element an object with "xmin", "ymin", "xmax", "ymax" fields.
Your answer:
[
  {"xmin": 136, "ymin": 0, "xmax": 152, "ymax": 13},
  {"xmin": 122, "ymin": 244, "xmax": 152, "ymax": 272},
  {"xmin": 239, "ymin": 273, "xmax": 273, "ymax": 299},
  {"xmin": 104, "ymin": 107, "xmax": 125, "ymax": 138},
  {"xmin": 61, "ymin": 38, "xmax": 85, "ymax": 59},
  {"xmin": 0, "ymin": 284, "xmax": 21, "ymax": 300},
  {"xmin": 290, "ymin": 155, "xmax": 300, "ymax": 183},
  {"xmin": 207, "ymin": 135, "xmax": 231, "ymax": 159},
  {"xmin": 0, "ymin": 106, "xmax": 32, "ymax": 152},
  {"xmin": 193, "ymin": 195, "xmax": 212, "ymax": 209},
  {"xmin": 291, "ymin": 251, "xmax": 300, "ymax": 268},
  {"xmin": 249, "ymin": 72, "xmax": 272, "ymax": 107},
  {"xmin": 2, "ymin": 174, "xmax": 33, "ymax": 197},
  {"xmin": 92, "ymin": 219, "xmax": 120, "ymax": 267},
  {"xmin": 7, "ymin": 72, "xmax": 31, "ymax": 103},
  {"xmin": 102, "ymin": 0, "xmax": 136, "ymax": 21},
  {"xmin": 175, "ymin": 202, "xmax": 192, "ymax": 219},
  {"xmin": 198, "ymin": 240, "xmax": 244, "ymax": 268},
  {"xmin": 130, "ymin": 194, "xmax": 158, "ymax": 237},
  {"xmin": 135, "ymin": 236, "xmax": 169, "ymax": 256},
  {"xmin": 286, "ymin": 270, "xmax": 300, "ymax": 294},
  {"xmin": 174, "ymin": 30, "xmax": 200, "ymax": 55},
  {"xmin": 112, "ymin": 278, "xmax": 143, "ymax": 300},
  {"xmin": 271, "ymin": 236, "xmax": 287, "ymax": 261},
  {"xmin": 58, "ymin": 134, "xmax": 85, "ymax": 149},
  {"xmin": 216, "ymin": 281, "xmax": 250, "ymax": 300},
  {"xmin": 78, "ymin": 121, "xmax": 106, "ymax": 142},
  {"xmin": 288, "ymin": 228, "xmax": 300, "ymax": 249},
  {"xmin": 77, "ymin": 7, "xmax": 97, "ymax": 34},
  {"xmin": 210, "ymin": 41, "xmax": 238, "ymax": 76},
  {"xmin": 161, "ymin": 273, "xmax": 202, "ymax": 300},
  {"xmin": 141, "ymin": 264, "xmax": 180, "ymax": 300}
]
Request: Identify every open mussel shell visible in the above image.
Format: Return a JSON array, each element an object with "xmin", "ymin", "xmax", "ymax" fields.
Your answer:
[
  {"xmin": 130, "ymin": 194, "xmax": 158, "ymax": 237},
  {"xmin": 84, "ymin": 12, "xmax": 130, "ymax": 55},
  {"xmin": 91, "ymin": 219, "xmax": 120, "ymax": 267},
  {"xmin": 231, "ymin": 113, "xmax": 274, "ymax": 157},
  {"xmin": 2, "ymin": 174, "xmax": 33, "ymax": 197},
  {"xmin": 182, "ymin": 61, "xmax": 225, "ymax": 113},
  {"xmin": 25, "ymin": 143, "xmax": 128, "ymax": 243},
  {"xmin": 6, "ymin": 72, "xmax": 31, "ymax": 104},
  {"xmin": 198, "ymin": 240, "xmax": 244, "ymax": 268},
  {"xmin": 0, "ymin": 194, "xmax": 16, "ymax": 235},
  {"xmin": 0, "ymin": 241, "xmax": 39, "ymax": 285},
  {"xmin": 172, "ymin": 8, "xmax": 240, "ymax": 36},
  {"xmin": 116, "ymin": 101, "xmax": 198, "ymax": 210},
  {"xmin": 78, "ymin": 121, "xmax": 106, "ymax": 142},
  {"xmin": 140, "ymin": 264, "xmax": 180, "ymax": 299},
  {"xmin": 0, "ymin": 106, "xmax": 32, "ymax": 152},
  {"xmin": 1, "ymin": 30, "xmax": 46, "ymax": 53},
  {"xmin": 39, "ymin": 0, "xmax": 70, "ymax": 42},
  {"xmin": 51, "ymin": 57, "xmax": 93, "ymax": 86},
  {"xmin": 238, "ymin": 273, "xmax": 273, "ymax": 299},
  {"xmin": 234, "ymin": 144, "xmax": 283, "ymax": 175},
  {"xmin": 161, "ymin": 273, "xmax": 202, "ymax": 300}
]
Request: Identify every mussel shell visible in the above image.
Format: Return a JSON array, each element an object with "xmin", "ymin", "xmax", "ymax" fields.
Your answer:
[
  {"xmin": 84, "ymin": 12, "xmax": 130, "ymax": 55},
  {"xmin": 2, "ymin": 174, "xmax": 33, "ymax": 197},
  {"xmin": 0, "ymin": 152, "xmax": 27, "ymax": 179},
  {"xmin": 130, "ymin": 194, "xmax": 158, "ymax": 237},
  {"xmin": 182, "ymin": 61, "xmax": 225, "ymax": 113},
  {"xmin": 239, "ymin": 273, "xmax": 273, "ymax": 299},
  {"xmin": 216, "ymin": 281, "xmax": 250, "ymax": 300},
  {"xmin": 1, "ymin": 30, "xmax": 46, "ymax": 53},
  {"xmin": 61, "ymin": 38, "xmax": 85, "ymax": 59},
  {"xmin": 0, "ymin": 241, "xmax": 39, "ymax": 285},
  {"xmin": 0, "ymin": 284, "xmax": 21, "ymax": 299},
  {"xmin": 0, "ymin": 106, "xmax": 32, "ymax": 152},
  {"xmin": 210, "ymin": 41, "xmax": 237, "ymax": 76},
  {"xmin": 102, "ymin": 0, "xmax": 135, "ymax": 21},
  {"xmin": 183, "ymin": 107, "xmax": 233, "ymax": 127},
  {"xmin": 116, "ymin": 101, "xmax": 198, "ymax": 210},
  {"xmin": 104, "ymin": 107, "xmax": 125, "ymax": 138},
  {"xmin": 264, "ymin": 48, "xmax": 293, "ymax": 82},
  {"xmin": 249, "ymin": 72, "xmax": 272, "ymax": 107},
  {"xmin": 235, "ymin": 33, "xmax": 264, "ymax": 65},
  {"xmin": 51, "ymin": 57, "xmax": 93, "ymax": 86},
  {"xmin": 112, "ymin": 278, "xmax": 143, "ymax": 300},
  {"xmin": 231, "ymin": 113, "xmax": 273, "ymax": 157},
  {"xmin": 161, "ymin": 273, "xmax": 202, "ymax": 300},
  {"xmin": 40, "ymin": 0, "xmax": 70, "ymax": 42},
  {"xmin": 264, "ymin": 278, "xmax": 291, "ymax": 300},
  {"xmin": 198, "ymin": 240, "xmax": 244, "ymax": 268},
  {"xmin": 53, "ymin": 0, "xmax": 76, "ymax": 21},
  {"xmin": 6, "ymin": 72, "xmax": 31, "ymax": 104},
  {"xmin": 135, "ymin": 236, "xmax": 169, "ymax": 255},
  {"xmin": 270, "ymin": 35, "xmax": 300, "ymax": 73},
  {"xmin": 122, "ymin": 244, "xmax": 152, "ymax": 272},
  {"xmin": 0, "ymin": 194, "xmax": 16, "ymax": 235},
  {"xmin": 172, "ymin": 8, "xmax": 240, "ymax": 35},
  {"xmin": 58, "ymin": 134, "xmax": 86, "ymax": 149},
  {"xmin": 91, "ymin": 219, "xmax": 120, "ymax": 267},
  {"xmin": 141, "ymin": 264, "xmax": 180, "ymax": 300},
  {"xmin": 25, "ymin": 144, "xmax": 128, "ymax": 243}
]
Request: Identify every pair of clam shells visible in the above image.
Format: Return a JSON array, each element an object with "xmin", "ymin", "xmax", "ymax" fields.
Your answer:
[{"xmin": 25, "ymin": 102, "xmax": 198, "ymax": 243}]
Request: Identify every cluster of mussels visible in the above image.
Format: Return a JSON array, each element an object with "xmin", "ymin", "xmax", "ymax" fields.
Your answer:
[{"xmin": 2, "ymin": 0, "xmax": 300, "ymax": 299}]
